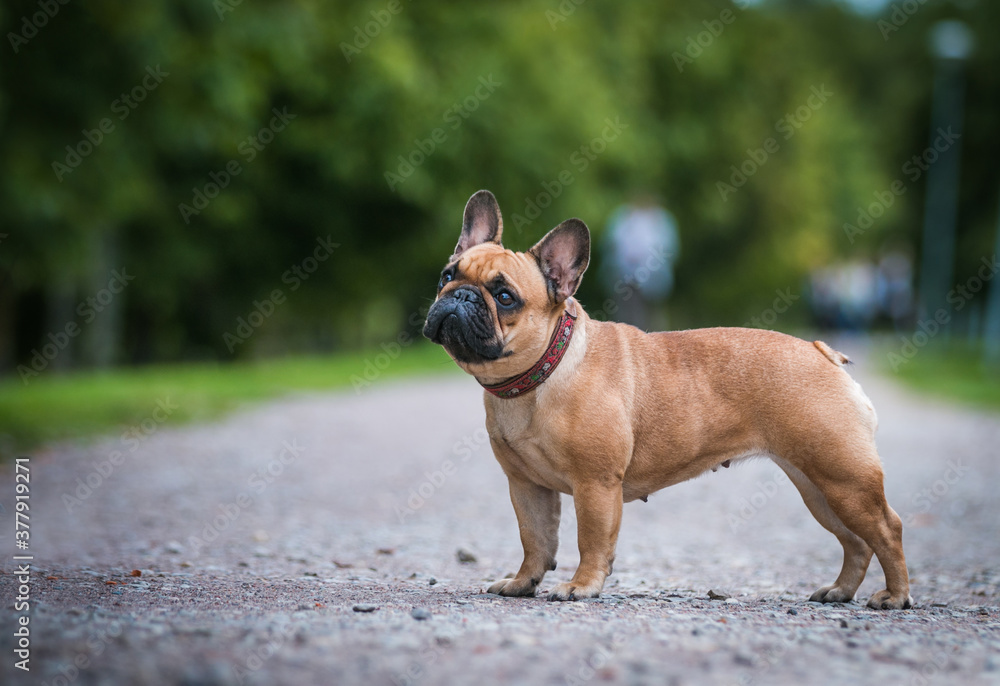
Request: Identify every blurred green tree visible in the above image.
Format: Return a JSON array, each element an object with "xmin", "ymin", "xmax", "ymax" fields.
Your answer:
[{"xmin": 0, "ymin": 0, "xmax": 997, "ymax": 374}]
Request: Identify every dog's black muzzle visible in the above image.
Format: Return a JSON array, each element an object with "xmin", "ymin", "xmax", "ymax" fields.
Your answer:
[{"xmin": 423, "ymin": 285, "xmax": 503, "ymax": 363}]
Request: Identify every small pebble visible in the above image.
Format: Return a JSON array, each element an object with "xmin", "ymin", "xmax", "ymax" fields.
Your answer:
[
  {"xmin": 411, "ymin": 608, "xmax": 431, "ymax": 621},
  {"xmin": 787, "ymin": 608, "xmax": 798, "ymax": 615},
  {"xmin": 353, "ymin": 604, "xmax": 378, "ymax": 613}
]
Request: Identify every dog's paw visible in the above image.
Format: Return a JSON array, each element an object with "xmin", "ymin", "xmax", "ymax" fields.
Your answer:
[
  {"xmin": 809, "ymin": 585, "xmax": 855, "ymax": 604},
  {"xmin": 866, "ymin": 589, "xmax": 914, "ymax": 610},
  {"xmin": 546, "ymin": 580, "xmax": 602, "ymax": 602},
  {"xmin": 487, "ymin": 577, "xmax": 538, "ymax": 597}
]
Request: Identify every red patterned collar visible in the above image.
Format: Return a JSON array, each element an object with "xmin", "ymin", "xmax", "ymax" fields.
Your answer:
[{"xmin": 480, "ymin": 307, "xmax": 577, "ymax": 399}]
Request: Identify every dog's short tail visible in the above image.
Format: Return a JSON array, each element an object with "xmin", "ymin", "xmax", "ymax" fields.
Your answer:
[{"xmin": 813, "ymin": 340, "xmax": 851, "ymax": 366}]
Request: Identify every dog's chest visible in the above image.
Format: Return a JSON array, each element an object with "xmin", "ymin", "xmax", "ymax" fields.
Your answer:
[{"xmin": 486, "ymin": 397, "xmax": 574, "ymax": 494}]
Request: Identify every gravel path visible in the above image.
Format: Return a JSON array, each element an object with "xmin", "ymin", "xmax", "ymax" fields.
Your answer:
[{"xmin": 2, "ymin": 342, "xmax": 999, "ymax": 685}]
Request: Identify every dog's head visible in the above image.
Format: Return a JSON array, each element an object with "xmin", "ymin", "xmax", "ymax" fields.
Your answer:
[{"xmin": 423, "ymin": 190, "xmax": 590, "ymax": 379}]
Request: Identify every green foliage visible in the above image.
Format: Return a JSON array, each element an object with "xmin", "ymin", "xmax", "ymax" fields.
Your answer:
[{"xmin": 1, "ymin": 0, "xmax": 998, "ymax": 367}]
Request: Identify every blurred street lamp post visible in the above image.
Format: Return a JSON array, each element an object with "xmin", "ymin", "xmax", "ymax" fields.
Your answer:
[
  {"xmin": 917, "ymin": 21, "xmax": 972, "ymax": 328},
  {"xmin": 985, "ymin": 186, "xmax": 1000, "ymax": 364}
]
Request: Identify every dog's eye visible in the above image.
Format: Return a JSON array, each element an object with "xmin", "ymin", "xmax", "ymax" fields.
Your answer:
[
  {"xmin": 495, "ymin": 290, "xmax": 515, "ymax": 308},
  {"xmin": 438, "ymin": 272, "xmax": 453, "ymax": 290}
]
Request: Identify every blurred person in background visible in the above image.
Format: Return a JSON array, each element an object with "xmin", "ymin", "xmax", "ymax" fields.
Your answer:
[
  {"xmin": 601, "ymin": 194, "xmax": 680, "ymax": 331},
  {"xmin": 876, "ymin": 247, "xmax": 915, "ymax": 332},
  {"xmin": 809, "ymin": 254, "xmax": 913, "ymax": 332}
]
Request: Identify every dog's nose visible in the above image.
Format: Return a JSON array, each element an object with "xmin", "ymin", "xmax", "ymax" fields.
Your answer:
[{"xmin": 451, "ymin": 285, "xmax": 481, "ymax": 303}]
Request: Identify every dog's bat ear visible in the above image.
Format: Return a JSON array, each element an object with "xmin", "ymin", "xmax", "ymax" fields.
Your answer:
[
  {"xmin": 455, "ymin": 190, "xmax": 503, "ymax": 256},
  {"xmin": 529, "ymin": 218, "xmax": 590, "ymax": 303}
]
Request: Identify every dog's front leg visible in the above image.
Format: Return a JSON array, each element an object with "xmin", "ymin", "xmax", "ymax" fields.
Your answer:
[
  {"xmin": 547, "ymin": 480, "xmax": 622, "ymax": 601},
  {"xmin": 487, "ymin": 474, "xmax": 561, "ymax": 597}
]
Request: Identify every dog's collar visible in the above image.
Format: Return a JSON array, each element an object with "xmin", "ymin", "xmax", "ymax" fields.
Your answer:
[{"xmin": 480, "ymin": 303, "xmax": 577, "ymax": 399}]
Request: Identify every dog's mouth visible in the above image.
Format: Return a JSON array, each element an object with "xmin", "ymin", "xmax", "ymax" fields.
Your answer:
[{"xmin": 423, "ymin": 287, "xmax": 504, "ymax": 364}]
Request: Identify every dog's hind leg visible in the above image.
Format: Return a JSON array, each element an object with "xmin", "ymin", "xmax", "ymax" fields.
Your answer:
[
  {"xmin": 776, "ymin": 437, "xmax": 913, "ymax": 610},
  {"xmin": 773, "ymin": 456, "xmax": 873, "ymax": 604}
]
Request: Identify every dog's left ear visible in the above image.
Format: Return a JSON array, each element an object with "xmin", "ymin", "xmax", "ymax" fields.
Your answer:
[
  {"xmin": 530, "ymin": 219, "xmax": 590, "ymax": 303},
  {"xmin": 455, "ymin": 190, "xmax": 503, "ymax": 256}
]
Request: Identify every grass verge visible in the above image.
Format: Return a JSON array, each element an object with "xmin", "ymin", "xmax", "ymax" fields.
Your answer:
[
  {"xmin": 882, "ymin": 341, "xmax": 1000, "ymax": 410},
  {"xmin": 0, "ymin": 342, "xmax": 457, "ymax": 455}
]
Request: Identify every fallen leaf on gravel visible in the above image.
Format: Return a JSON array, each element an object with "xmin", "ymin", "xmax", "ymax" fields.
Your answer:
[
  {"xmin": 707, "ymin": 589, "xmax": 730, "ymax": 600},
  {"xmin": 315, "ymin": 603, "xmax": 325, "ymax": 608},
  {"xmin": 377, "ymin": 548, "xmax": 395, "ymax": 555},
  {"xmin": 105, "ymin": 581, "xmax": 118, "ymax": 585},
  {"xmin": 46, "ymin": 576, "xmax": 60, "ymax": 580},
  {"xmin": 456, "ymin": 548, "xmax": 477, "ymax": 564},
  {"xmin": 333, "ymin": 561, "xmax": 353, "ymax": 569},
  {"xmin": 130, "ymin": 570, "xmax": 142, "ymax": 577}
]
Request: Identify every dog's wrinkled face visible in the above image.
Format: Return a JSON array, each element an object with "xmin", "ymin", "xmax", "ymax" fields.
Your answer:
[{"xmin": 423, "ymin": 190, "xmax": 590, "ymax": 380}]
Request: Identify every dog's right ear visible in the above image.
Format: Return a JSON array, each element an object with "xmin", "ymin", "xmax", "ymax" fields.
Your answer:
[{"xmin": 455, "ymin": 190, "xmax": 503, "ymax": 256}]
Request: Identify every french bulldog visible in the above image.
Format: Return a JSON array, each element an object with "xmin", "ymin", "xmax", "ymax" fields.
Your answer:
[{"xmin": 422, "ymin": 190, "xmax": 912, "ymax": 609}]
